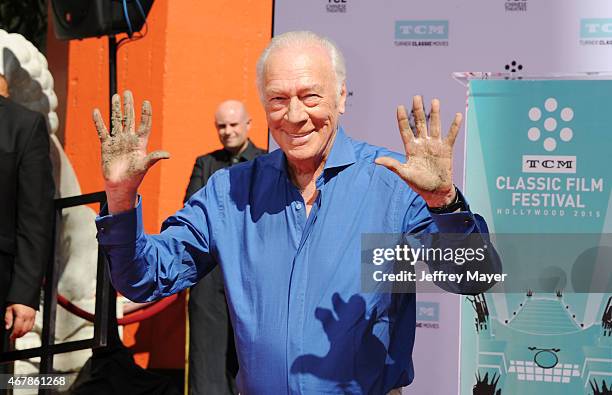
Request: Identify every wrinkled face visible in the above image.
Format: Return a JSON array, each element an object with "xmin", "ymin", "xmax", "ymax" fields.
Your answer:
[
  {"xmin": 215, "ymin": 104, "xmax": 251, "ymax": 153},
  {"xmin": 262, "ymin": 45, "xmax": 346, "ymax": 168}
]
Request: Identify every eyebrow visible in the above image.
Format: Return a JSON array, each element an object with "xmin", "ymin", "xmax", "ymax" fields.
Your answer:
[{"xmin": 265, "ymin": 83, "xmax": 326, "ymax": 96}]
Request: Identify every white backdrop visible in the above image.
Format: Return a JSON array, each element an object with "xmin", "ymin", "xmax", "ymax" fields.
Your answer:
[{"xmin": 273, "ymin": 1, "xmax": 612, "ymax": 393}]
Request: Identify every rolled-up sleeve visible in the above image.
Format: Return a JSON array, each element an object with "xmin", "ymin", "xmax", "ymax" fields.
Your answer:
[{"xmin": 96, "ymin": 171, "xmax": 224, "ymax": 302}]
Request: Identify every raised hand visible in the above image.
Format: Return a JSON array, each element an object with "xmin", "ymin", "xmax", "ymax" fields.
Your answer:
[
  {"xmin": 93, "ymin": 90, "xmax": 170, "ymax": 213},
  {"xmin": 375, "ymin": 95, "xmax": 461, "ymax": 208}
]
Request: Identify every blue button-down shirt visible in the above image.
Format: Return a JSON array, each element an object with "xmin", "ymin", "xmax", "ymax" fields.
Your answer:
[{"xmin": 96, "ymin": 127, "xmax": 490, "ymax": 394}]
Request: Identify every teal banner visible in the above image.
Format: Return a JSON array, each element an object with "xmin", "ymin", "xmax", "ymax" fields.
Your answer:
[{"xmin": 461, "ymin": 79, "xmax": 612, "ymax": 395}]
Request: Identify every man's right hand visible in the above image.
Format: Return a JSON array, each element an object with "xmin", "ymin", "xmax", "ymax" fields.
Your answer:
[
  {"xmin": 4, "ymin": 304, "xmax": 36, "ymax": 341},
  {"xmin": 93, "ymin": 90, "xmax": 170, "ymax": 214}
]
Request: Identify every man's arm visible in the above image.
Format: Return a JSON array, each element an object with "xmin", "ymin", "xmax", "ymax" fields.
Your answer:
[
  {"xmin": 376, "ymin": 96, "xmax": 500, "ymax": 294},
  {"xmin": 418, "ymin": 217, "xmax": 500, "ymax": 295},
  {"xmin": 94, "ymin": 91, "xmax": 217, "ymax": 302},
  {"xmin": 96, "ymin": 178, "xmax": 221, "ymax": 302},
  {"xmin": 7, "ymin": 114, "xmax": 54, "ymax": 307},
  {"xmin": 5, "ymin": 113, "xmax": 54, "ymax": 340}
]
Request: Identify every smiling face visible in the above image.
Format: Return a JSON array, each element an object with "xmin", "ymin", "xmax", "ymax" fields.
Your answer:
[{"xmin": 262, "ymin": 45, "xmax": 346, "ymax": 172}]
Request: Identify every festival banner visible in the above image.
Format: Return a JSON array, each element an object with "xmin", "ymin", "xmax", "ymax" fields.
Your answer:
[{"xmin": 461, "ymin": 77, "xmax": 612, "ymax": 395}]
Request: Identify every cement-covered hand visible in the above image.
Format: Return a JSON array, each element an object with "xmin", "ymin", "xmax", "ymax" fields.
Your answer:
[
  {"xmin": 93, "ymin": 90, "xmax": 170, "ymax": 214},
  {"xmin": 375, "ymin": 95, "xmax": 461, "ymax": 208}
]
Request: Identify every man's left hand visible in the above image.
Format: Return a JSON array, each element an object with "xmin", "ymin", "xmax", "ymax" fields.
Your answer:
[
  {"xmin": 4, "ymin": 304, "xmax": 36, "ymax": 341},
  {"xmin": 375, "ymin": 95, "xmax": 462, "ymax": 208}
]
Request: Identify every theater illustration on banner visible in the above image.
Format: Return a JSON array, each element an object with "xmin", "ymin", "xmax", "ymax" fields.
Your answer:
[{"xmin": 460, "ymin": 76, "xmax": 612, "ymax": 395}]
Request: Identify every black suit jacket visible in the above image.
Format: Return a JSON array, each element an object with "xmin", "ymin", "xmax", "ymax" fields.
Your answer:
[
  {"xmin": 184, "ymin": 140, "xmax": 266, "ymax": 202},
  {"xmin": 0, "ymin": 96, "xmax": 54, "ymax": 311}
]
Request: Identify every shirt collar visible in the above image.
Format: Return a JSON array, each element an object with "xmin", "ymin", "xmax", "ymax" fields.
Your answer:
[
  {"xmin": 240, "ymin": 140, "xmax": 260, "ymax": 161},
  {"xmin": 269, "ymin": 126, "xmax": 356, "ymax": 173},
  {"xmin": 323, "ymin": 126, "xmax": 356, "ymax": 170},
  {"xmin": 225, "ymin": 139, "xmax": 259, "ymax": 162}
]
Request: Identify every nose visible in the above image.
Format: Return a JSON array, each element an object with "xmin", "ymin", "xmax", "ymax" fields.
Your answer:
[{"xmin": 285, "ymin": 97, "xmax": 308, "ymax": 124}]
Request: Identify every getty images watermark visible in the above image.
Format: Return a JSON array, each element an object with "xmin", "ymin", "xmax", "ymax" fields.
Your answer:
[
  {"xmin": 370, "ymin": 243, "xmax": 505, "ymax": 285},
  {"xmin": 361, "ymin": 233, "xmax": 612, "ymax": 294}
]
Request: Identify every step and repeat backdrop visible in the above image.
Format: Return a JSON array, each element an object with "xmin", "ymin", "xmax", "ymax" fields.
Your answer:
[{"xmin": 273, "ymin": 1, "xmax": 612, "ymax": 394}]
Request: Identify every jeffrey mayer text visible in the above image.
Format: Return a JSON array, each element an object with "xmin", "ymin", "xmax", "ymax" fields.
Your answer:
[{"xmin": 372, "ymin": 270, "xmax": 507, "ymax": 284}]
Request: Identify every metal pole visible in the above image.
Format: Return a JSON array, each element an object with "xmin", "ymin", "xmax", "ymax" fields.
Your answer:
[
  {"xmin": 38, "ymin": 210, "xmax": 59, "ymax": 394},
  {"xmin": 97, "ymin": 35, "xmax": 123, "ymax": 354},
  {"xmin": 109, "ymin": 35, "xmax": 117, "ymax": 100}
]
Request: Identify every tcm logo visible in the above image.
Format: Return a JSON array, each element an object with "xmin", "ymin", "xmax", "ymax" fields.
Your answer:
[
  {"xmin": 395, "ymin": 20, "xmax": 448, "ymax": 40},
  {"xmin": 416, "ymin": 301, "xmax": 439, "ymax": 322},
  {"xmin": 580, "ymin": 19, "xmax": 612, "ymax": 38},
  {"xmin": 527, "ymin": 98, "xmax": 574, "ymax": 152},
  {"xmin": 522, "ymin": 155, "xmax": 577, "ymax": 174}
]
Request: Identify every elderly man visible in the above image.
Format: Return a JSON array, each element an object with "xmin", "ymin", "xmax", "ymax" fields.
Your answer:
[
  {"xmin": 185, "ymin": 100, "xmax": 265, "ymax": 395},
  {"xmin": 94, "ymin": 31, "xmax": 497, "ymax": 394}
]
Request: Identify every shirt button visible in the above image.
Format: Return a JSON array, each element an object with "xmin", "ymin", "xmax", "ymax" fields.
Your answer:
[{"xmin": 295, "ymin": 202, "xmax": 302, "ymax": 210}]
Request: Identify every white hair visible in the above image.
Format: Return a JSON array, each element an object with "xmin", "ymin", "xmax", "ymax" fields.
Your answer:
[{"xmin": 256, "ymin": 31, "xmax": 346, "ymax": 101}]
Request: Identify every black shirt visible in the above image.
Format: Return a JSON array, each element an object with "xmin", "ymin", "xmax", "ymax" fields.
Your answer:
[{"xmin": 184, "ymin": 140, "xmax": 266, "ymax": 202}]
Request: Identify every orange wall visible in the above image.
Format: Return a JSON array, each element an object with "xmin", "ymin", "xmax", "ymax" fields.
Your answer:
[
  {"xmin": 158, "ymin": 0, "xmax": 271, "ymax": 219},
  {"xmin": 56, "ymin": 0, "xmax": 272, "ymax": 369}
]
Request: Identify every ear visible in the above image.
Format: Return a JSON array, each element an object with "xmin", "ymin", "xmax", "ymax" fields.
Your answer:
[
  {"xmin": 337, "ymin": 82, "xmax": 347, "ymax": 115},
  {"xmin": 246, "ymin": 118, "xmax": 252, "ymax": 131}
]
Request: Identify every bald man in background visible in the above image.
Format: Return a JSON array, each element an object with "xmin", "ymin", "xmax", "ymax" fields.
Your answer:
[{"xmin": 184, "ymin": 100, "xmax": 265, "ymax": 395}]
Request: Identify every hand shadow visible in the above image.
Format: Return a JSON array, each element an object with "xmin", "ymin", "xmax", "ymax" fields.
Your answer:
[{"xmin": 290, "ymin": 293, "xmax": 390, "ymax": 393}]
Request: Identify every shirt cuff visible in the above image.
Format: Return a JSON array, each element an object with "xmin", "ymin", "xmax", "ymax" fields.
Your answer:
[
  {"xmin": 430, "ymin": 210, "xmax": 476, "ymax": 234},
  {"xmin": 96, "ymin": 196, "xmax": 144, "ymax": 246},
  {"xmin": 429, "ymin": 189, "xmax": 476, "ymax": 233}
]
